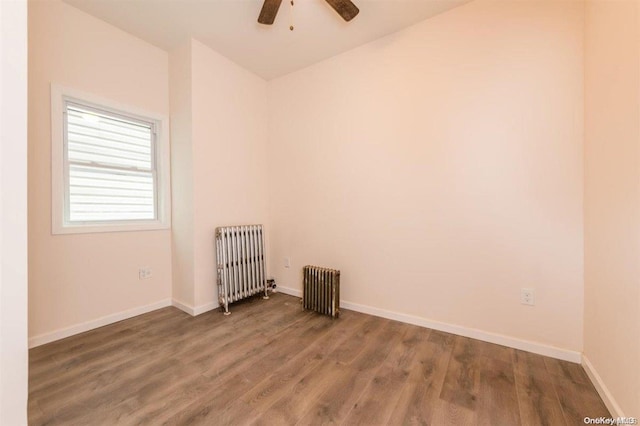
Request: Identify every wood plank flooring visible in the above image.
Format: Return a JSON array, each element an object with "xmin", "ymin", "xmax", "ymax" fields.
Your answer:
[{"xmin": 28, "ymin": 293, "xmax": 610, "ymax": 425}]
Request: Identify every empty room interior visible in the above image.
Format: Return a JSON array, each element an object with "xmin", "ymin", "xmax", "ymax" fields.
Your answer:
[{"xmin": 1, "ymin": 0, "xmax": 640, "ymax": 424}]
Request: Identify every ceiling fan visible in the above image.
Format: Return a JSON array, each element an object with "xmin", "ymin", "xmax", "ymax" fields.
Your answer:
[{"xmin": 258, "ymin": 0, "xmax": 359, "ymax": 25}]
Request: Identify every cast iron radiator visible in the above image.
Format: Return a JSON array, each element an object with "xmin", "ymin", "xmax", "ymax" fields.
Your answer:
[
  {"xmin": 215, "ymin": 225, "xmax": 268, "ymax": 315},
  {"xmin": 303, "ymin": 265, "xmax": 340, "ymax": 318}
]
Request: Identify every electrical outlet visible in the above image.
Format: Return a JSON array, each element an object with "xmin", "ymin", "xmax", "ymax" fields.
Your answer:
[
  {"xmin": 139, "ymin": 267, "xmax": 152, "ymax": 280},
  {"xmin": 521, "ymin": 288, "xmax": 535, "ymax": 306},
  {"xmin": 284, "ymin": 257, "xmax": 291, "ymax": 269}
]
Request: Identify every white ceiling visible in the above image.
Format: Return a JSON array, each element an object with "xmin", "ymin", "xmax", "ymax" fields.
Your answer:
[{"xmin": 63, "ymin": 0, "xmax": 470, "ymax": 80}]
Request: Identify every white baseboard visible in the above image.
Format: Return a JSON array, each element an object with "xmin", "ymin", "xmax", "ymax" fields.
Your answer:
[
  {"xmin": 582, "ymin": 355, "xmax": 625, "ymax": 418},
  {"xmin": 278, "ymin": 287, "xmax": 302, "ymax": 298},
  {"xmin": 172, "ymin": 299, "xmax": 218, "ymax": 316},
  {"xmin": 194, "ymin": 302, "xmax": 218, "ymax": 316},
  {"xmin": 171, "ymin": 299, "xmax": 195, "ymax": 315},
  {"xmin": 277, "ymin": 286, "xmax": 581, "ymax": 363},
  {"xmin": 28, "ymin": 298, "xmax": 172, "ymax": 348}
]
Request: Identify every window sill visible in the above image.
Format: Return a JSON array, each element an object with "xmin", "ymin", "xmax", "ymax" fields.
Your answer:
[{"xmin": 52, "ymin": 221, "xmax": 170, "ymax": 235}]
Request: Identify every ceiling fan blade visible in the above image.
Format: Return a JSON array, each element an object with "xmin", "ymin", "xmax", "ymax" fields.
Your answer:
[
  {"xmin": 258, "ymin": 0, "xmax": 283, "ymax": 25},
  {"xmin": 325, "ymin": 0, "xmax": 359, "ymax": 22}
]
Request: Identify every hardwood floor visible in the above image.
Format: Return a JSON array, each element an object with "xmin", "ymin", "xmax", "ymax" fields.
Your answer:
[{"xmin": 29, "ymin": 293, "xmax": 610, "ymax": 425}]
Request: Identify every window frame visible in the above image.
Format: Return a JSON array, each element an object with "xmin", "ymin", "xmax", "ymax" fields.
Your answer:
[{"xmin": 51, "ymin": 84, "xmax": 171, "ymax": 234}]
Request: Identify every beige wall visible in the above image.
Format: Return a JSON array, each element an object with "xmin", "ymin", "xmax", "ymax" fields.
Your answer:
[
  {"xmin": 1, "ymin": 0, "xmax": 28, "ymax": 422},
  {"xmin": 191, "ymin": 40, "xmax": 269, "ymax": 308},
  {"xmin": 28, "ymin": 0, "xmax": 172, "ymax": 340},
  {"xmin": 584, "ymin": 0, "xmax": 640, "ymax": 416},
  {"xmin": 169, "ymin": 39, "xmax": 269, "ymax": 312},
  {"xmin": 268, "ymin": 0, "xmax": 585, "ymax": 352},
  {"xmin": 170, "ymin": 42, "xmax": 195, "ymax": 308}
]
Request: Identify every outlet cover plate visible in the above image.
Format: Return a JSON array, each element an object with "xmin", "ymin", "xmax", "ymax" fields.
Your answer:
[
  {"xmin": 139, "ymin": 267, "xmax": 152, "ymax": 280},
  {"xmin": 521, "ymin": 288, "xmax": 535, "ymax": 306}
]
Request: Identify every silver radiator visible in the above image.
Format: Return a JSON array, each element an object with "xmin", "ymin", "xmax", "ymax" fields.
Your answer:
[
  {"xmin": 303, "ymin": 265, "xmax": 340, "ymax": 318},
  {"xmin": 215, "ymin": 225, "xmax": 268, "ymax": 315}
]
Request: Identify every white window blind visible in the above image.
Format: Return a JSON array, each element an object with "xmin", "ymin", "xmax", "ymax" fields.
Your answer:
[{"xmin": 64, "ymin": 102, "xmax": 157, "ymax": 223}]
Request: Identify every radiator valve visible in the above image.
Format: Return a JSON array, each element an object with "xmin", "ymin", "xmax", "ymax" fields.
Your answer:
[{"xmin": 267, "ymin": 278, "xmax": 276, "ymax": 292}]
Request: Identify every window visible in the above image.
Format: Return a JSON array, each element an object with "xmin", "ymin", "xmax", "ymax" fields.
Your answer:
[{"xmin": 51, "ymin": 85, "xmax": 170, "ymax": 234}]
